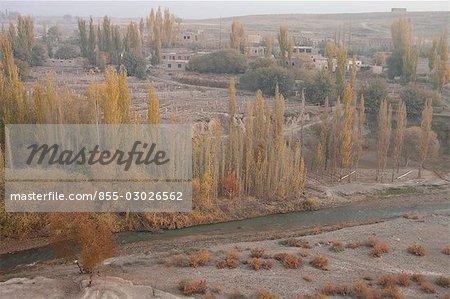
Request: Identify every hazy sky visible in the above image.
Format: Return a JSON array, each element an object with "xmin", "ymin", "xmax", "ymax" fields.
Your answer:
[{"xmin": 1, "ymin": 1, "xmax": 449, "ymax": 19}]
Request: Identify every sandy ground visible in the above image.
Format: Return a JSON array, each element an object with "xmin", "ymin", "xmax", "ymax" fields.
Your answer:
[{"xmin": 1, "ymin": 211, "xmax": 448, "ymax": 299}]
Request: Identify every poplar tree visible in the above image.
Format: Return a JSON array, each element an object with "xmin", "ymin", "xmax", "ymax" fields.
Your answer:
[
  {"xmin": 418, "ymin": 99, "xmax": 433, "ymax": 178},
  {"xmin": 376, "ymin": 99, "xmax": 392, "ymax": 182},
  {"xmin": 432, "ymin": 28, "xmax": 449, "ymax": 91},
  {"xmin": 350, "ymin": 55, "xmax": 357, "ymax": 89},
  {"xmin": 278, "ymin": 25, "xmax": 289, "ymax": 63},
  {"xmin": 230, "ymin": 19, "xmax": 245, "ymax": 53},
  {"xmin": 15, "ymin": 15, "xmax": 34, "ymax": 64},
  {"xmin": 335, "ymin": 46, "xmax": 347, "ymax": 97},
  {"xmin": 88, "ymin": 17, "xmax": 96, "ymax": 64},
  {"xmin": 263, "ymin": 33, "xmax": 274, "ymax": 58},
  {"xmin": 316, "ymin": 97, "xmax": 330, "ymax": 171},
  {"xmin": 392, "ymin": 99, "xmax": 407, "ymax": 180},
  {"xmin": 340, "ymin": 86, "xmax": 354, "ymax": 173},
  {"xmin": 326, "ymin": 42, "xmax": 336, "ymax": 73},
  {"xmin": 78, "ymin": 18, "xmax": 88, "ymax": 58},
  {"xmin": 353, "ymin": 94, "xmax": 365, "ymax": 172},
  {"xmin": 147, "ymin": 83, "xmax": 161, "ymax": 124}
]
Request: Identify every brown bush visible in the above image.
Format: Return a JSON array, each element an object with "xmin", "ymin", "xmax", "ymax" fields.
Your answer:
[
  {"xmin": 256, "ymin": 289, "xmax": 281, "ymax": 299},
  {"xmin": 280, "ymin": 238, "xmax": 311, "ymax": 249},
  {"xmin": 352, "ymin": 281, "xmax": 373, "ymax": 298},
  {"xmin": 436, "ymin": 276, "xmax": 450, "ymax": 288},
  {"xmin": 346, "ymin": 241, "xmax": 362, "ymax": 249},
  {"xmin": 216, "ymin": 250, "xmax": 240, "ymax": 269},
  {"xmin": 179, "ymin": 279, "xmax": 207, "ymax": 295},
  {"xmin": 261, "ymin": 259, "xmax": 274, "ymax": 270},
  {"xmin": 301, "ymin": 198, "xmax": 320, "ymax": 211},
  {"xmin": 371, "ymin": 242, "xmax": 390, "ymax": 257},
  {"xmin": 303, "ymin": 275, "xmax": 314, "ymax": 282},
  {"xmin": 377, "ymin": 275, "xmax": 397, "ymax": 288},
  {"xmin": 329, "ymin": 240, "xmax": 344, "ymax": 252},
  {"xmin": 210, "ymin": 284, "xmax": 223, "ymax": 294},
  {"xmin": 442, "ymin": 294, "xmax": 450, "ymax": 299},
  {"xmin": 421, "ymin": 282, "xmax": 436, "ymax": 294},
  {"xmin": 396, "ymin": 273, "xmax": 410, "ymax": 287},
  {"xmin": 188, "ymin": 250, "xmax": 210, "ymax": 267},
  {"xmin": 407, "ymin": 244, "xmax": 426, "ymax": 256},
  {"xmin": 250, "ymin": 248, "xmax": 266, "ymax": 258},
  {"xmin": 310, "ymin": 255, "xmax": 329, "ymax": 271},
  {"xmin": 294, "ymin": 295, "xmax": 328, "ymax": 299},
  {"xmin": 274, "ymin": 253, "xmax": 302, "ymax": 269},
  {"xmin": 442, "ymin": 246, "xmax": 450, "ymax": 255},
  {"xmin": 249, "ymin": 258, "xmax": 262, "ymax": 270},
  {"xmin": 165, "ymin": 254, "xmax": 186, "ymax": 267},
  {"xmin": 321, "ymin": 283, "xmax": 351, "ymax": 296},
  {"xmin": 411, "ymin": 273, "xmax": 425, "ymax": 283},
  {"xmin": 372, "ymin": 286, "xmax": 403, "ymax": 299}
]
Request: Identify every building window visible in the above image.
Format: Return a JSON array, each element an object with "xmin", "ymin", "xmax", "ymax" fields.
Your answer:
[
  {"xmin": 168, "ymin": 64, "xmax": 171, "ymax": 68},
  {"xmin": 163, "ymin": 55, "xmax": 166, "ymax": 59},
  {"xmin": 178, "ymin": 64, "xmax": 182, "ymax": 68},
  {"xmin": 178, "ymin": 56, "xmax": 181, "ymax": 59},
  {"xmin": 306, "ymin": 48, "xmax": 312, "ymax": 53}
]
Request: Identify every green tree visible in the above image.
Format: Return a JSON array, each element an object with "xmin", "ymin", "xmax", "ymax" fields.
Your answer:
[
  {"xmin": 304, "ymin": 70, "xmax": 335, "ymax": 105},
  {"xmin": 240, "ymin": 66, "xmax": 294, "ymax": 96},
  {"xmin": 188, "ymin": 49, "xmax": 247, "ymax": 74}
]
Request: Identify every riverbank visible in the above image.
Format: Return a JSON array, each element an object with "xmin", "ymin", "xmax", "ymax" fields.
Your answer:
[{"xmin": 1, "ymin": 171, "xmax": 447, "ymax": 256}]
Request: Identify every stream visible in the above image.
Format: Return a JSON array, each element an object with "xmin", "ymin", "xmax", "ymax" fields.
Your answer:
[{"xmin": 1, "ymin": 197, "xmax": 449, "ymax": 274}]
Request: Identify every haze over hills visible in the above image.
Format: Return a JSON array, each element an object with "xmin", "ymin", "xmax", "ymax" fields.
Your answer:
[{"xmin": 185, "ymin": 11, "xmax": 450, "ymax": 39}]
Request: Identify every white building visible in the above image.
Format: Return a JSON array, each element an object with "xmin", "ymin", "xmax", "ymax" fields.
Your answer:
[{"xmin": 161, "ymin": 49, "xmax": 193, "ymax": 71}]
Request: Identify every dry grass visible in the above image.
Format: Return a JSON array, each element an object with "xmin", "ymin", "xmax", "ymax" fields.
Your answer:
[
  {"xmin": 321, "ymin": 283, "xmax": 351, "ymax": 296},
  {"xmin": 178, "ymin": 279, "xmax": 207, "ymax": 295},
  {"xmin": 403, "ymin": 213, "xmax": 420, "ymax": 220},
  {"xmin": 411, "ymin": 273, "xmax": 425, "ymax": 283},
  {"xmin": 352, "ymin": 281, "xmax": 373, "ymax": 298},
  {"xmin": 421, "ymin": 282, "xmax": 436, "ymax": 294},
  {"xmin": 188, "ymin": 250, "xmax": 210, "ymax": 267},
  {"xmin": 396, "ymin": 273, "xmax": 410, "ymax": 287},
  {"xmin": 378, "ymin": 275, "xmax": 397, "ymax": 288},
  {"xmin": 442, "ymin": 294, "xmax": 450, "ymax": 299},
  {"xmin": 301, "ymin": 198, "xmax": 320, "ymax": 211},
  {"xmin": 329, "ymin": 240, "xmax": 345, "ymax": 252},
  {"xmin": 250, "ymin": 248, "xmax": 266, "ymax": 258},
  {"xmin": 249, "ymin": 258, "xmax": 262, "ymax": 270},
  {"xmin": 202, "ymin": 291, "xmax": 217, "ymax": 299},
  {"xmin": 442, "ymin": 245, "xmax": 450, "ymax": 255},
  {"xmin": 165, "ymin": 254, "xmax": 186, "ymax": 267},
  {"xmin": 280, "ymin": 238, "xmax": 312, "ymax": 249},
  {"xmin": 372, "ymin": 286, "xmax": 403, "ymax": 299},
  {"xmin": 435, "ymin": 276, "xmax": 450, "ymax": 288},
  {"xmin": 407, "ymin": 244, "xmax": 426, "ymax": 256},
  {"xmin": 274, "ymin": 253, "xmax": 302, "ymax": 269},
  {"xmin": 256, "ymin": 289, "xmax": 281, "ymax": 299},
  {"xmin": 365, "ymin": 237, "xmax": 380, "ymax": 247},
  {"xmin": 310, "ymin": 255, "xmax": 329, "ymax": 271},
  {"xmin": 371, "ymin": 242, "xmax": 390, "ymax": 257},
  {"xmin": 346, "ymin": 241, "xmax": 362, "ymax": 249},
  {"xmin": 216, "ymin": 250, "xmax": 240, "ymax": 269}
]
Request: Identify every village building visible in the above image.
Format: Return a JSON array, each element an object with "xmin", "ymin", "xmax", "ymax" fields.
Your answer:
[{"xmin": 161, "ymin": 49, "xmax": 193, "ymax": 71}]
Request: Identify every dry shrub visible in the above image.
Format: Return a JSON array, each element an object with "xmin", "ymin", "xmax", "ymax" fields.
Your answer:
[
  {"xmin": 436, "ymin": 276, "xmax": 450, "ymax": 288},
  {"xmin": 441, "ymin": 245, "xmax": 450, "ymax": 255},
  {"xmin": 280, "ymin": 238, "xmax": 311, "ymax": 249},
  {"xmin": 216, "ymin": 250, "xmax": 240, "ymax": 269},
  {"xmin": 179, "ymin": 279, "xmax": 207, "ymax": 295},
  {"xmin": 229, "ymin": 288, "xmax": 245, "ymax": 299},
  {"xmin": 310, "ymin": 255, "xmax": 329, "ymax": 271},
  {"xmin": 301, "ymin": 198, "xmax": 320, "ymax": 211},
  {"xmin": 373, "ymin": 286, "xmax": 403, "ymax": 299},
  {"xmin": 378, "ymin": 275, "xmax": 397, "ymax": 288},
  {"xmin": 261, "ymin": 259, "xmax": 274, "ymax": 270},
  {"xmin": 165, "ymin": 254, "xmax": 186, "ymax": 267},
  {"xmin": 303, "ymin": 275, "xmax": 314, "ymax": 282},
  {"xmin": 396, "ymin": 273, "xmax": 410, "ymax": 287},
  {"xmin": 442, "ymin": 294, "xmax": 450, "ymax": 299},
  {"xmin": 295, "ymin": 295, "xmax": 328, "ymax": 299},
  {"xmin": 49, "ymin": 213, "xmax": 116, "ymax": 273},
  {"xmin": 346, "ymin": 241, "xmax": 362, "ymax": 249},
  {"xmin": 256, "ymin": 289, "xmax": 281, "ymax": 299},
  {"xmin": 329, "ymin": 240, "xmax": 344, "ymax": 252},
  {"xmin": 299, "ymin": 249, "xmax": 309, "ymax": 257},
  {"xmin": 352, "ymin": 281, "xmax": 373, "ymax": 298},
  {"xmin": 250, "ymin": 248, "xmax": 265, "ymax": 258},
  {"xmin": 411, "ymin": 273, "xmax": 425, "ymax": 283},
  {"xmin": 371, "ymin": 242, "xmax": 390, "ymax": 257},
  {"xmin": 249, "ymin": 258, "xmax": 262, "ymax": 270},
  {"xmin": 274, "ymin": 253, "xmax": 302, "ymax": 269},
  {"xmin": 407, "ymin": 244, "xmax": 426, "ymax": 256},
  {"xmin": 421, "ymin": 282, "xmax": 436, "ymax": 294},
  {"xmin": 189, "ymin": 250, "xmax": 210, "ymax": 267},
  {"xmin": 210, "ymin": 284, "xmax": 223, "ymax": 294},
  {"xmin": 321, "ymin": 283, "xmax": 351, "ymax": 296}
]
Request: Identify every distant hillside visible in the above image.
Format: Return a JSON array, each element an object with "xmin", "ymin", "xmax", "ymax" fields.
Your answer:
[{"xmin": 184, "ymin": 11, "xmax": 450, "ymax": 41}]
